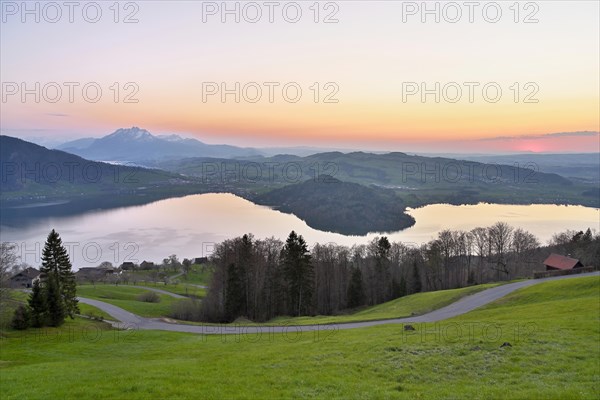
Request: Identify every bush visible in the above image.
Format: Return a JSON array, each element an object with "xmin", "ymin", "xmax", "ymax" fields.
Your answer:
[
  {"xmin": 169, "ymin": 298, "xmax": 203, "ymax": 321},
  {"xmin": 136, "ymin": 291, "xmax": 161, "ymax": 303},
  {"xmin": 11, "ymin": 305, "xmax": 30, "ymax": 330}
]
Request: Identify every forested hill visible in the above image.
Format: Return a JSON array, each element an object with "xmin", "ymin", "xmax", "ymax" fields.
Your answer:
[
  {"xmin": 255, "ymin": 175, "xmax": 415, "ymax": 235},
  {"xmin": 146, "ymin": 151, "xmax": 598, "ymax": 208},
  {"xmin": 0, "ymin": 135, "xmax": 206, "ymax": 203}
]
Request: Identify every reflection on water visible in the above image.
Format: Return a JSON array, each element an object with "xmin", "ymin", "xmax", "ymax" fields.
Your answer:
[{"xmin": 1, "ymin": 193, "xmax": 598, "ymax": 268}]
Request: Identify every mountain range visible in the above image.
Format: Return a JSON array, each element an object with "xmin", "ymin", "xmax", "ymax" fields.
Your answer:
[{"xmin": 57, "ymin": 127, "xmax": 261, "ymax": 161}]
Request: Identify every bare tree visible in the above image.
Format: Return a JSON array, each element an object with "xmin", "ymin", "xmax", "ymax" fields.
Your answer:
[
  {"xmin": 1, "ymin": 243, "xmax": 19, "ymax": 307},
  {"xmin": 489, "ymin": 222, "xmax": 514, "ymax": 279},
  {"xmin": 471, "ymin": 227, "xmax": 490, "ymax": 283},
  {"xmin": 512, "ymin": 228, "xmax": 540, "ymax": 277}
]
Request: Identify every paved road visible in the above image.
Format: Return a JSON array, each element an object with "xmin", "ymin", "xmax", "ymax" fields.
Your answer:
[{"xmin": 78, "ymin": 271, "xmax": 599, "ymax": 335}]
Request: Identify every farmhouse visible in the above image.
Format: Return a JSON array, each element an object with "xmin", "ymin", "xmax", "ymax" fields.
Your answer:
[
  {"xmin": 140, "ymin": 261, "xmax": 156, "ymax": 269},
  {"xmin": 193, "ymin": 257, "xmax": 208, "ymax": 265},
  {"xmin": 76, "ymin": 267, "xmax": 113, "ymax": 281},
  {"xmin": 9, "ymin": 267, "xmax": 41, "ymax": 288},
  {"xmin": 121, "ymin": 261, "xmax": 136, "ymax": 270},
  {"xmin": 543, "ymin": 253, "xmax": 584, "ymax": 271}
]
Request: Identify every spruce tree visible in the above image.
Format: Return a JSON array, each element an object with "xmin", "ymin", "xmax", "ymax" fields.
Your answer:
[
  {"xmin": 46, "ymin": 274, "xmax": 65, "ymax": 327},
  {"xmin": 398, "ymin": 276, "xmax": 407, "ymax": 298},
  {"xmin": 28, "ymin": 279, "xmax": 47, "ymax": 327},
  {"xmin": 347, "ymin": 267, "xmax": 365, "ymax": 308},
  {"xmin": 40, "ymin": 229, "xmax": 79, "ymax": 320},
  {"xmin": 281, "ymin": 231, "xmax": 314, "ymax": 316},
  {"xmin": 412, "ymin": 262, "xmax": 422, "ymax": 293},
  {"xmin": 224, "ymin": 263, "xmax": 244, "ymax": 322}
]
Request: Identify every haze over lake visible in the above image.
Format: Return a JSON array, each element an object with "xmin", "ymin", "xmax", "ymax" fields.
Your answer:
[{"xmin": 1, "ymin": 193, "xmax": 597, "ymax": 269}]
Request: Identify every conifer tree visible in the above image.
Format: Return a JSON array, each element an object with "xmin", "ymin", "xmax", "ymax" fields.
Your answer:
[
  {"xmin": 281, "ymin": 231, "xmax": 314, "ymax": 316},
  {"xmin": 46, "ymin": 274, "xmax": 65, "ymax": 327},
  {"xmin": 412, "ymin": 261, "xmax": 422, "ymax": 294},
  {"xmin": 224, "ymin": 263, "xmax": 244, "ymax": 322},
  {"xmin": 40, "ymin": 229, "xmax": 79, "ymax": 323},
  {"xmin": 27, "ymin": 279, "xmax": 47, "ymax": 327},
  {"xmin": 347, "ymin": 267, "xmax": 365, "ymax": 308}
]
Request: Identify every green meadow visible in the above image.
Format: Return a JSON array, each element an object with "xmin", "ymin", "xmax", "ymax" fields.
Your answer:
[
  {"xmin": 75, "ymin": 285, "xmax": 178, "ymax": 318},
  {"xmin": 265, "ymin": 282, "xmax": 503, "ymax": 326},
  {"xmin": 1, "ymin": 276, "xmax": 598, "ymax": 399}
]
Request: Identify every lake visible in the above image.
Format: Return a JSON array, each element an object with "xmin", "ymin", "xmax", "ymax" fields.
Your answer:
[{"xmin": 1, "ymin": 193, "xmax": 598, "ymax": 268}]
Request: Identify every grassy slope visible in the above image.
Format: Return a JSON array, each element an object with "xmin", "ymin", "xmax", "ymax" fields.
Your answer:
[
  {"xmin": 179, "ymin": 266, "xmax": 212, "ymax": 285},
  {"xmin": 0, "ymin": 290, "xmax": 114, "ymax": 334},
  {"xmin": 266, "ymin": 282, "xmax": 502, "ymax": 326},
  {"xmin": 154, "ymin": 283, "xmax": 205, "ymax": 298},
  {"xmin": 1, "ymin": 276, "xmax": 598, "ymax": 399},
  {"xmin": 76, "ymin": 285, "xmax": 177, "ymax": 318}
]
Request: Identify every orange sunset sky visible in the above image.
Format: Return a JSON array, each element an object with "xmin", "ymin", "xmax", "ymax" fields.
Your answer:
[{"xmin": 1, "ymin": 1, "xmax": 599, "ymax": 153}]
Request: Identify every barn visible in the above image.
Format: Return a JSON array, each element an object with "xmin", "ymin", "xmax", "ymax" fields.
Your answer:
[{"xmin": 543, "ymin": 253, "xmax": 584, "ymax": 271}]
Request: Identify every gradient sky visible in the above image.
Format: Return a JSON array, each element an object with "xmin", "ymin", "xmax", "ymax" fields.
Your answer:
[{"xmin": 1, "ymin": 0, "xmax": 599, "ymax": 153}]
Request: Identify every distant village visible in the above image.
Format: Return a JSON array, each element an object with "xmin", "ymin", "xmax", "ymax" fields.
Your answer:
[{"xmin": 9, "ymin": 257, "xmax": 209, "ymax": 288}]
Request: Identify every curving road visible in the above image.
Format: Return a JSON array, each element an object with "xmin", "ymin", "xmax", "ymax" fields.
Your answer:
[{"xmin": 78, "ymin": 271, "xmax": 599, "ymax": 334}]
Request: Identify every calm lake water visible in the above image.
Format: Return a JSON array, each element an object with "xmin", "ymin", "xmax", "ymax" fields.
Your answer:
[{"xmin": 1, "ymin": 193, "xmax": 598, "ymax": 268}]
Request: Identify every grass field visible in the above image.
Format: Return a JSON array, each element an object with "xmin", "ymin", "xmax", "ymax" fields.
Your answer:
[
  {"xmin": 178, "ymin": 266, "xmax": 212, "ymax": 286},
  {"xmin": 0, "ymin": 291, "xmax": 116, "ymax": 331},
  {"xmin": 152, "ymin": 283, "xmax": 206, "ymax": 298},
  {"xmin": 265, "ymin": 282, "xmax": 503, "ymax": 326},
  {"xmin": 77, "ymin": 303, "xmax": 115, "ymax": 322},
  {"xmin": 76, "ymin": 285, "xmax": 178, "ymax": 318},
  {"xmin": 1, "ymin": 275, "xmax": 597, "ymax": 399}
]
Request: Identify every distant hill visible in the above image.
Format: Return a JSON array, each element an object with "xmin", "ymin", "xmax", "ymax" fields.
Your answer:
[
  {"xmin": 454, "ymin": 153, "xmax": 600, "ymax": 184},
  {"xmin": 147, "ymin": 151, "xmax": 599, "ymax": 209},
  {"xmin": 58, "ymin": 127, "xmax": 261, "ymax": 162},
  {"xmin": 255, "ymin": 175, "xmax": 415, "ymax": 235}
]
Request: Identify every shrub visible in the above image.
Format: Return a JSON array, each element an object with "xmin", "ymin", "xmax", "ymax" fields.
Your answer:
[
  {"xmin": 11, "ymin": 305, "xmax": 30, "ymax": 330},
  {"xmin": 136, "ymin": 291, "xmax": 161, "ymax": 303}
]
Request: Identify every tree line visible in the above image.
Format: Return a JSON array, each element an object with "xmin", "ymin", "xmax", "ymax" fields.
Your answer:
[{"xmin": 200, "ymin": 223, "xmax": 599, "ymax": 323}]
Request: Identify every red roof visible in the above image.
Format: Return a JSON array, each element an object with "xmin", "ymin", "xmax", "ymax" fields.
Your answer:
[{"xmin": 543, "ymin": 253, "xmax": 582, "ymax": 270}]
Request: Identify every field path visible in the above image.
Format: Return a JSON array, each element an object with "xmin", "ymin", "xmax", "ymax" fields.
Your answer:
[
  {"xmin": 119, "ymin": 285, "xmax": 186, "ymax": 299},
  {"xmin": 78, "ymin": 271, "xmax": 599, "ymax": 334}
]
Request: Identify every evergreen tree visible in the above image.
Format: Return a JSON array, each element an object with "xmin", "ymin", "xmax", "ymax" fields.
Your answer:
[
  {"xmin": 27, "ymin": 279, "xmax": 47, "ymax": 328},
  {"xmin": 281, "ymin": 231, "xmax": 314, "ymax": 316},
  {"xmin": 412, "ymin": 262, "xmax": 422, "ymax": 293},
  {"xmin": 11, "ymin": 304, "xmax": 30, "ymax": 330},
  {"xmin": 46, "ymin": 274, "xmax": 65, "ymax": 327},
  {"xmin": 398, "ymin": 276, "xmax": 407, "ymax": 298},
  {"xmin": 40, "ymin": 229, "xmax": 79, "ymax": 319},
  {"xmin": 238, "ymin": 234, "xmax": 252, "ymax": 317},
  {"xmin": 224, "ymin": 263, "xmax": 244, "ymax": 321},
  {"xmin": 347, "ymin": 267, "xmax": 365, "ymax": 308},
  {"xmin": 374, "ymin": 237, "xmax": 391, "ymax": 302}
]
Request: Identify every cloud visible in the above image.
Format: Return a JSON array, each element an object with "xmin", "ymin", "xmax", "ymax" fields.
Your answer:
[{"xmin": 479, "ymin": 131, "xmax": 599, "ymax": 142}]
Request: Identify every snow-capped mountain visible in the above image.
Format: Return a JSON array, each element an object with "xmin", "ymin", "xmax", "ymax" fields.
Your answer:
[{"xmin": 57, "ymin": 127, "xmax": 261, "ymax": 162}]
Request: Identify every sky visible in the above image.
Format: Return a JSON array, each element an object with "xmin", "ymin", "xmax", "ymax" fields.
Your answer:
[{"xmin": 1, "ymin": 0, "xmax": 599, "ymax": 153}]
